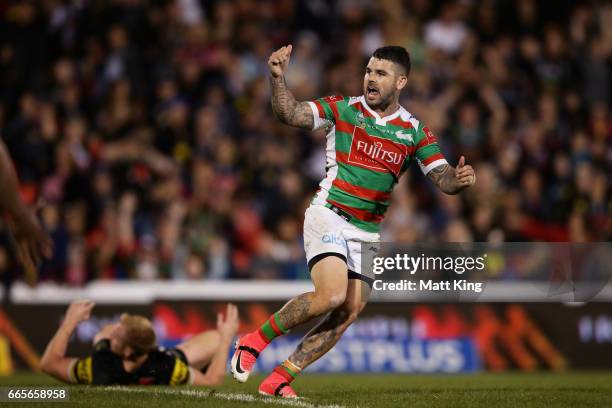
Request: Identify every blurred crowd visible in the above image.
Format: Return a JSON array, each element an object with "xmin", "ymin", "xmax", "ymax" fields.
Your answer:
[{"xmin": 0, "ymin": 0, "xmax": 610, "ymax": 284}]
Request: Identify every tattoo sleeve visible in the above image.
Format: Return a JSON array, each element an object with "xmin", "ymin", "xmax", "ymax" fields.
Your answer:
[
  {"xmin": 426, "ymin": 163, "xmax": 465, "ymax": 195},
  {"xmin": 289, "ymin": 308, "xmax": 351, "ymax": 368},
  {"xmin": 277, "ymin": 293, "xmax": 314, "ymax": 329},
  {"xmin": 269, "ymin": 76, "xmax": 314, "ymax": 129}
]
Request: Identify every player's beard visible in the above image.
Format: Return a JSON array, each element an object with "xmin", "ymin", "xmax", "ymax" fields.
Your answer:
[{"xmin": 364, "ymin": 87, "xmax": 392, "ymax": 111}]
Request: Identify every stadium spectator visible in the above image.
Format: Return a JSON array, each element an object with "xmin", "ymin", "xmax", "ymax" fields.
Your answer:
[{"xmin": 0, "ymin": 0, "xmax": 609, "ymax": 285}]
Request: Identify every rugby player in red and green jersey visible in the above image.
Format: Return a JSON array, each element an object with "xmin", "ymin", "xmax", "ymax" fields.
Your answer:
[{"xmin": 231, "ymin": 45, "xmax": 476, "ymax": 397}]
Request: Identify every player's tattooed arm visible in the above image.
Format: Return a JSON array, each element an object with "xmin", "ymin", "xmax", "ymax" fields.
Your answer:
[
  {"xmin": 268, "ymin": 44, "xmax": 314, "ymax": 130},
  {"xmin": 427, "ymin": 156, "xmax": 476, "ymax": 195},
  {"xmin": 269, "ymin": 76, "xmax": 314, "ymax": 129}
]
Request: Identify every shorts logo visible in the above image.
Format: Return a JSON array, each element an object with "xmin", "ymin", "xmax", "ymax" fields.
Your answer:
[
  {"xmin": 348, "ymin": 128, "xmax": 408, "ymax": 177},
  {"xmin": 322, "ymin": 233, "xmax": 347, "ymax": 248}
]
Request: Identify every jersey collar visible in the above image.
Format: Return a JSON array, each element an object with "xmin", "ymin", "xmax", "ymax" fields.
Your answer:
[{"xmin": 359, "ymin": 95, "xmax": 405, "ymax": 126}]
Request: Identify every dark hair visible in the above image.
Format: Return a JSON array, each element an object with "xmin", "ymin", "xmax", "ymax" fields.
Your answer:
[{"xmin": 372, "ymin": 46, "xmax": 411, "ymax": 75}]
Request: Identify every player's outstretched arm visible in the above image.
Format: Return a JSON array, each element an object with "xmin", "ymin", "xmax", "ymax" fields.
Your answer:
[
  {"xmin": 427, "ymin": 156, "xmax": 476, "ymax": 195},
  {"xmin": 268, "ymin": 44, "xmax": 314, "ymax": 129},
  {"xmin": 40, "ymin": 300, "xmax": 95, "ymax": 382},
  {"xmin": 0, "ymin": 140, "xmax": 52, "ymax": 278},
  {"xmin": 191, "ymin": 303, "xmax": 239, "ymax": 386}
]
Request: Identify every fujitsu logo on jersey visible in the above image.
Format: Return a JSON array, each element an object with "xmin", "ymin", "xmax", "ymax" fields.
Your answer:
[
  {"xmin": 347, "ymin": 128, "xmax": 408, "ymax": 177},
  {"xmin": 356, "ymin": 140, "xmax": 403, "ymax": 165}
]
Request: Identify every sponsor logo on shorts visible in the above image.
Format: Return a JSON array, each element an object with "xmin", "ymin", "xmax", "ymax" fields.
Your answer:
[{"xmin": 321, "ymin": 233, "xmax": 347, "ymax": 248}]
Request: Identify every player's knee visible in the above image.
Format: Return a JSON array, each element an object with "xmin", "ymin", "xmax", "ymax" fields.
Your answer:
[
  {"xmin": 342, "ymin": 301, "xmax": 365, "ymax": 325},
  {"xmin": 327, "ymin": 307, "xmax": 359, "ymax": 335},
  {"xmin": 314, "ymin": 290, "xmax": 346, "ymax": 311},
  {"xmin": 345, "ymin": 310, "xmax": 360, "ymax": 325},
  {"xmin": 328, "ymin": 292, "xmax": 347, "ymax": 309}
]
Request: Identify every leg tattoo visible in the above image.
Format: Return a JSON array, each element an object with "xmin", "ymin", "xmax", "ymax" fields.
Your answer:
[
  {"xmin": 276, "ymin": 293, "xmax": 315, "ymax": 330},
  {"xmin": 289, "ymin": 308, "xmax": 353, "ymax": 369}
]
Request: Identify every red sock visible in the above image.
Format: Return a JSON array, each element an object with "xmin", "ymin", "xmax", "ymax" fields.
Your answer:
[{"xmin": 242, "ymin": 329, "xmax": 272, "ymax": 352}]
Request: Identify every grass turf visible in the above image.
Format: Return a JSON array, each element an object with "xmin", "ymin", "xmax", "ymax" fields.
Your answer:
[{"xmin": 0, "ymin": 371, "xmax": 611, "ymax": 408}]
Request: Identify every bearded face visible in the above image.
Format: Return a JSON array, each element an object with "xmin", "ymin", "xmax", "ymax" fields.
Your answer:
[{"xmin": 363, "ymin": 58, "xmax": 407, "ymax": 110}]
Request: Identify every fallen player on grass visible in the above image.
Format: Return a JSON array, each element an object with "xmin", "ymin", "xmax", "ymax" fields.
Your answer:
[{"xmin": 41, "ymin": 299, "xmax": 238, "ymax": 386}]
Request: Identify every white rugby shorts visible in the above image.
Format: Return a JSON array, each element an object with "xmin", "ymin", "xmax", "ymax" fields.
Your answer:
[{"xmin": 303, "ymin": 204, "xmax": 379, "ymax": 283}]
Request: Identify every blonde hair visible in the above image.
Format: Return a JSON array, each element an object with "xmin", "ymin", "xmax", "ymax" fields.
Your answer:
[{"xmin": 119, "ymin": 314, "xmax": 156, "ymax": 358}]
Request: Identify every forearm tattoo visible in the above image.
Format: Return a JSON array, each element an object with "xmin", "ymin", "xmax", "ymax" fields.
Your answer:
[
  {"xmin": 427, "ymin": 163, "xmax": 464, "ymax": 195},
  {"xmin": 289, "ymin": 308, "xmax": 351, "ymax": 368},
  {"xmin": 269, "ymin": 76, "xmax": 314, "ymax": 129}
]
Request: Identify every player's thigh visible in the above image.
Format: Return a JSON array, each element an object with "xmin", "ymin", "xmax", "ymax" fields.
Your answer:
[
  {"xmin": 304, "ymin": 205, "xmax": 350, "ymax": 300},
  {"xmin": 344, "ymin": 227, "xmax": 379, "ymax": 291},
  {"xmin": 175, "ymin": 329, "xmax": 220, "ymax": 369},
  {"xmin": 310, "ymin": 255, "xmax": 348, "ymax": 305}
]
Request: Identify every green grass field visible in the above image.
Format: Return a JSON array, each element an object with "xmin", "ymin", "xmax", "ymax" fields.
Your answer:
[{"xmin": 1, "ymin": 371, "xmax": 611, "ymax": 408}]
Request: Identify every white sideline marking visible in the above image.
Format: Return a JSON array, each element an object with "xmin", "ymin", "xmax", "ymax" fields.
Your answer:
[{"xmin": 104, "ymin": 386, "xmax": 348, "ymax": 408}]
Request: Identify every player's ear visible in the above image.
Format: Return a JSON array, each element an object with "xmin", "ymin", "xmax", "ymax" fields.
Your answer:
[{"xmin": 396, "ymin": 75, "xmax": 408, "ymax": 91}]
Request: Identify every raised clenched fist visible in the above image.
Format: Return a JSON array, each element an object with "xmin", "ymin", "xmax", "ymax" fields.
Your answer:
[{"xmin": 268, "ymin": 45, "xmax": 293, "ymax": 78}]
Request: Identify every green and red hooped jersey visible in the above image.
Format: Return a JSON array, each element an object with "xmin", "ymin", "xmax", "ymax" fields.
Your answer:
[{"xmin": 307, "ymin": 95, "xmax": 448, "ymax": 233}]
